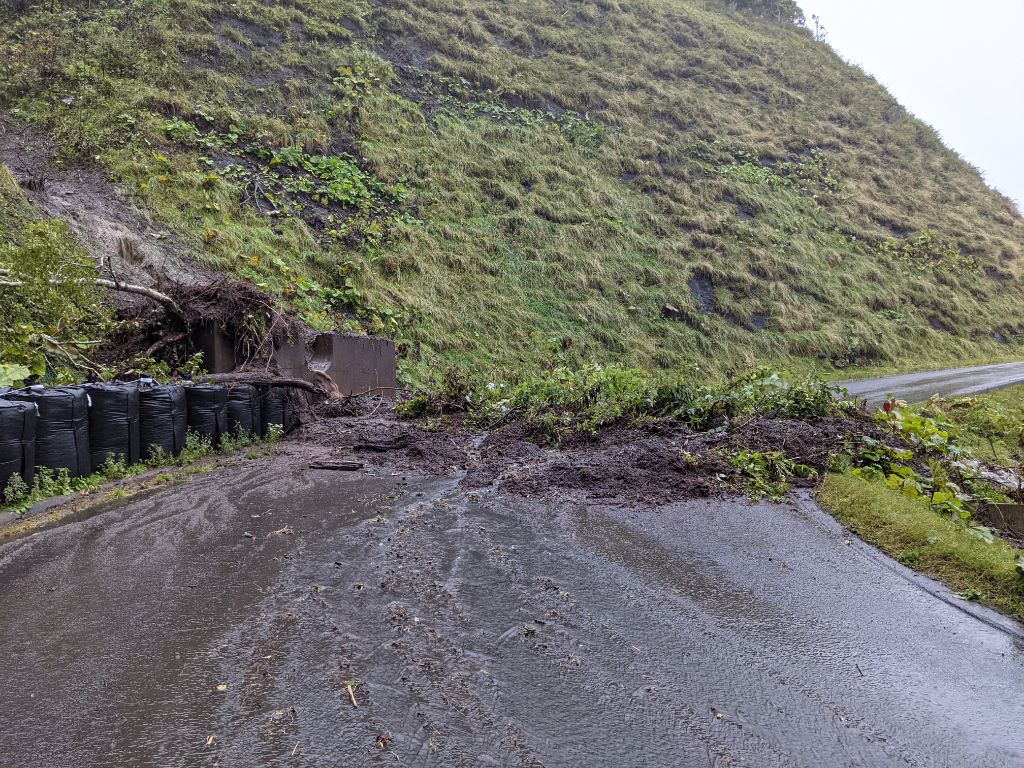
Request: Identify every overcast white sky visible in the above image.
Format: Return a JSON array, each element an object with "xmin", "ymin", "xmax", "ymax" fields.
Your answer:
[{"xmin": 797, "ymin": 0, "xmax": 1024, "ymax": 211}]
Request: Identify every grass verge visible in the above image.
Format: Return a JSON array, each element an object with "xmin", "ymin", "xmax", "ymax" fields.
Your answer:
[
  {"xmin": 818, "ymin": 472, "xmax": 1024, "ymax": 621},
  {"xmin": 0, "ymin": 426, "xmax": 281, "ymax": 515}
]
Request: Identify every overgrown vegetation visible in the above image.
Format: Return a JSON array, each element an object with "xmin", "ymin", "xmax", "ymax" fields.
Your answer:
[
  {"xmin": 398, "ymin": 364, "xmax": 841, "ymax": 441},
  {"xmin": 0, "ymin": 165, "xmax": 112, "ymax": 384},
  {"xmin": 0, "ymin": 0, "xmax": 1021, "ymax": 383},
  {"xmin": 730, "ymin": 449, "xmax": 814, "ymax": 500},
  {"xmin": 913, "ymin": 386, "xmax": 1024, "ymax": 467}
]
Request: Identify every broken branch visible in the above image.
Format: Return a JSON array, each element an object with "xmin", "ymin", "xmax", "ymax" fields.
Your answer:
[
  {"xmin": 195, "ymin": 372, "xmax": 327, "ymax": 395},
  {"xmin": 91, "ymin": 278, "xmax": 181, "ymax": 313},
  {"xmin": 309, "ymin": 459, "xmax": 364, "ymax": 471},
  {"xmin": 144, "ymin": 330, "xmax": 189, "ymax": 358}
]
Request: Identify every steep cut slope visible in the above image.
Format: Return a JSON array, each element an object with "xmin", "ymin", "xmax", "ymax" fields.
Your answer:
[{"xmin": 1, "ymin": 0, "xmax": 1021, "ymax": 383}]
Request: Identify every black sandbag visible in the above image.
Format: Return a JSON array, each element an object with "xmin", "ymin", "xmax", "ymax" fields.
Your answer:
[
  {"xmin": 185, "ymin": 384, "xmax": 228, "ymax": 447},
  {"xmin": 83, "ymin": 382, "xmax": 141, "ymax": 469},
  {"xmin": 138, "ymin": 381, "xmax": 187, "ymax": 459},
  {"xmin": 259, "ymin": 386, "xmax": 292, "ymax": 436},
  {"xmin": 0, "ymin": 398, "xmax": 37, "ymax": 494},
  {"xmin": 226, "ymin": 384, "xmax": 261, "ymax": 437},
  {"xmin": 5, "ymin": 387, "xmax": 91, "ymax": 477}
]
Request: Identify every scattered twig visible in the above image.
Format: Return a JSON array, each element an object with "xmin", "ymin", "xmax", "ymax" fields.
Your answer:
[
  {"xmin": 40, "ymin": 334, "xmax": 102, "ymax": 373},
  {"xmin": 346, "ymin": 683, "xmax": 358, "ymax": 708},
  {"xmin": 347, "ymin": 386, "xmax": 401, "ymax": 397},
  {"xmin": 144, "ymin": 330, "xmax": 189, "ymax": 358}
]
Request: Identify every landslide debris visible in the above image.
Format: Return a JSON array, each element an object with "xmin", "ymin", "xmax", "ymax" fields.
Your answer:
[{"xmin": 299, "ymin": 398, "xmax": 888, "ymax": 506}]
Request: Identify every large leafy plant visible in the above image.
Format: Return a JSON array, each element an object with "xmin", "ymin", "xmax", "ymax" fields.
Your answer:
[{"xmin": 0, "ymin": 219, "xmax": 111, "ymax": 381}]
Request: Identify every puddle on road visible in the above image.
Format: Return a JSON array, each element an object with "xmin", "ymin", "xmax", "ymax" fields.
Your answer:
[
  {"xmin": 2, "ymin": 463, "xmax": 1023, "ymax": 767},
  {"xmin": 0, "ymin": 458, "xmax": 416, "ymax": 767}
]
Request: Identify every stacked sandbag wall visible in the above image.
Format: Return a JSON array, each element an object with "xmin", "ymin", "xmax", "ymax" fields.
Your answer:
[
  {"xmin": 0, "ymin": 378, "xmax": 294, "ymax": 503},
  {"xmin": 0, "ymin": 399, "xmax": 37, "ymax": 495},
  {"xmin": 226, "ymin": 384, "xmax": 261, "ymax": 438},
  {"xmin": 83, "ymin": 382, "xmax": 141, "ymax": 470},
  {"xmin": 259, "ymin": 386, "xmax": 293, "ymax": 437},
  {"xmin": 184, "ymin": 384, "xmax": 228, "ymax": 447},
  {"xmin": 4, "ymin": 387, "xmax": 92, "ymax": 478},
  {"xmin": 138, "ymin": 381, "xmax": 187, "ymax": 460}
]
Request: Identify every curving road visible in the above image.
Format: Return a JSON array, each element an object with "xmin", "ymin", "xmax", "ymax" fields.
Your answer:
[
  {"xmin": 838, "ymin": 361, "xmax": 1024, "ymax": 407},
  {"xmin": 1, "ymin": 444, "xmax": 1022, "ymax": 767}
]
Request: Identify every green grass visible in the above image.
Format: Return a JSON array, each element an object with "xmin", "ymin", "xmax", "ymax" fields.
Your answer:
[
  {"xmin": 819, "ymin": 472, "xmax": 1024, "ymax": 621},
  {"xmin": 911, "ymin": 385, "xmax": 1024, "ymax": 468},
  {"xmin": 399, "ymin": 363, "xmax": 840, "ymax": 442},
  {"xmin": 1, "ymin": 0, "xmax": 1022, "ymax": 384},
  {"xmin": 0, "ymin": 426, "xmax": 279, "ymax": 514}
]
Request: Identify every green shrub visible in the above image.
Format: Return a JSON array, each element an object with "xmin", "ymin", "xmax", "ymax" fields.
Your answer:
[
  {"xmin": 0, "ymin": 219, "xmax": 111, "ymax": 380},
  {"xmin": 406, "ymin": 364, "xmax": 846, "ymax": 443}
]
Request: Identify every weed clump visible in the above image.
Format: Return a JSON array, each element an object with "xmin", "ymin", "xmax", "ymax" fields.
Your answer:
[
  {"xmin": 0, "ymin": 425, "xmax": 282, "ymax": 516},
  {"xmin": 400, "ymin": 365, "xmax": 845, "ymax": 443}
]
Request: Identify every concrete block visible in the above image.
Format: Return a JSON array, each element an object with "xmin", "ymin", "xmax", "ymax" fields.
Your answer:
[{"xmin": 273, "ymin": 333, "xmax": 397, "ymax": 396}]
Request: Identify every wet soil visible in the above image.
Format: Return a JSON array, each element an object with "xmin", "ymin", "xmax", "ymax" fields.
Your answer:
[
  {"xmin": 2, "ymin": 419, "xmax": 1024, "ymax": 766},
  {"xmin": 0, "ymin": 117, "xmax": 204, "ymax": 295},
  {"xmin": 309, "ymin": 412, "xmax": 878, "ymax": 507}
]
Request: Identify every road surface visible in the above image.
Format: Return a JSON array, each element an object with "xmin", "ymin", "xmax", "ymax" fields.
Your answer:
[
  {"xmin": 1, "ymin": 444, "xmax": 1022, "ymax": 767},
  {"xmin": 839, "ymin": 361, "xmax": 1024, "ymax": 407}
]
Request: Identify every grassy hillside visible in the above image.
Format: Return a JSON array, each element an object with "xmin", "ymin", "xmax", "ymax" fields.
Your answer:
[{"xmin": 1, "ymin": 0, "xmax": 1022, "ymax": 385}]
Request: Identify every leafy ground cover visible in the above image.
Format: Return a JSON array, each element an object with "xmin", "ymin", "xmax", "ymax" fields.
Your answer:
[
  {"xmin": 913, "ymin": 385, "xmax": 1024, "ymax": 468},
  {"xmin": 0, "ymin": 0, "xmax": 1022, "ymax": 385}
]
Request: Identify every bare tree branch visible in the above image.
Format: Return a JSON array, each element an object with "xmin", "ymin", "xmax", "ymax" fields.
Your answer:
[
  {"xmin": 144, "ymin": 330, "xmax": 189, "ymax": 358},
  {"xmin": 195, "ymin": 371, "xmax": 327, "ymax": 395},
  {"xmin": 90, "ymin": 279, "xmax": 181, "ymax": 313}
]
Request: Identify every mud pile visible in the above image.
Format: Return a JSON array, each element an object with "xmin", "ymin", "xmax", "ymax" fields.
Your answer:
[{"xmin": 300, "ymin": 408, "xmax": 883, "ymax": 505}]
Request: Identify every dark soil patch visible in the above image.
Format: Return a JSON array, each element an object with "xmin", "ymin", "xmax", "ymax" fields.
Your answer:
[
  {"xmin": 298, "ymin": 411, "xmax": 902, "ymax": 505},
  {"xmin": 462, "ymin": 424, "xmax": 551, "ymax": 488},
  {"xmin": 502, "ymin": 431, "xmax": 736, "ymax": 504},
  {"xmin": 300, "ymin": 414, "xmax": 470, "ymax": 476},
  {"xmin": 721, "ymin": 416, "xmax": 873, "ymax": 474},
  {"xmin": 688, "ymin": 275, "xmax": 715, "ymax": 313}
]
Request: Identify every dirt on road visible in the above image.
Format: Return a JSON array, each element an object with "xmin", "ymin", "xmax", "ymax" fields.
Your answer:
[{"xmin": 1, "ymin": 411, "xmax": 1023, "ymax": 767}]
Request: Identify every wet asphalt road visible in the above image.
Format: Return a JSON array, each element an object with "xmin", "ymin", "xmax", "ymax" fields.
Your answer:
[
  {"xmin": 1, "ymin": 447, "xmax": 1023, "ymax": 767},
  {"xmin": 839, "ymin": 361, "xmax": 1024, "ymax": 407}
]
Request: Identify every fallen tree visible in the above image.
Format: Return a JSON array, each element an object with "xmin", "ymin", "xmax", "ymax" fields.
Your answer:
[{"xmin": 195, "ymin": 371, "xmax": 327, "ymax": 396}]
